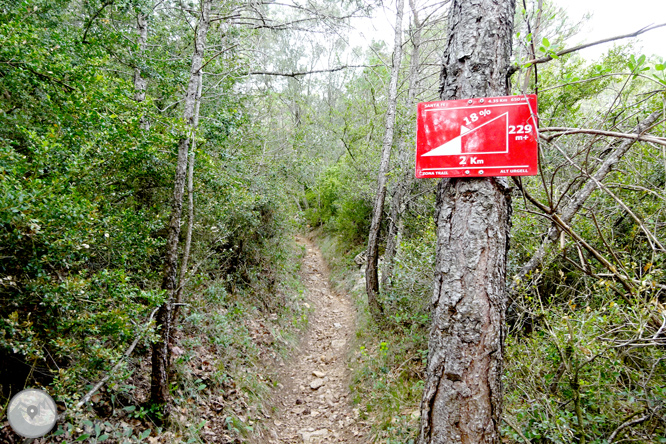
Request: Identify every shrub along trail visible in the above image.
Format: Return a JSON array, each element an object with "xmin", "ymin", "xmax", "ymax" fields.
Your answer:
[{"xmin": 262, "ymin": 236, "xmax": 368, "ymax": 444}]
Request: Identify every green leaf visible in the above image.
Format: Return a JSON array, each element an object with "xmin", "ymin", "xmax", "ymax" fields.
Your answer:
[
  {"xmin": 655, "ymin": 64, "xmax": 665, "ymax": 71},
  {"xmin": 76, "ymin": 434, "xmax": 91, "ymax": 441},
  {"xmin": 98, "ymin": 434, "xmax": 109, "ymax": 441},
  {"xmin": 542, "ymin": 37, "xmax": 550, "ymax": 47},
  {"xmin": 652, "ymin": 74, "xmax": 666, "ymax": 85}
]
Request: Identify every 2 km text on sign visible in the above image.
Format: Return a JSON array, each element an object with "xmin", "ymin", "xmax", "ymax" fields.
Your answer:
[{"xmin": 415, "ymin": 94, "xmax": 538, "ymax": 178}]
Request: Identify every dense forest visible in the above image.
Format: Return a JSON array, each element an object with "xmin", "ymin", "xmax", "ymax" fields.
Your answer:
[{"xmin": 1, "ymin": 0, "xmax": 665, "ymax": 442}]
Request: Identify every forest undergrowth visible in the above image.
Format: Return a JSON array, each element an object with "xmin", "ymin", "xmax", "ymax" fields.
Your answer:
[{"xmin": 1, "ymin": 229, "xmax": 310, "ymax": 443}]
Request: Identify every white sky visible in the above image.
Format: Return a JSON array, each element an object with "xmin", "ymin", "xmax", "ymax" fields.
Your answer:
[
  {"xmin": 352, "ymin": 0, "xmax": 665, "ymax": 62},
  {"xmin": 553, "ymin": 0, "xmax": 666, "ymax": 60}
]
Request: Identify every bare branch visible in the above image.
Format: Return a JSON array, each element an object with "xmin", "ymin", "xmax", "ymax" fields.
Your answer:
[
  {"xmin": 1, "ymin": 60, "xmax": 75, "ymax": 92},
  {"xmin": 521, "ymin": 22, "xmax": 666, "ymax": 66},
  {"xmin": 82, "ymin": 0, "xmax": 115, "ymax": 44},
  {"xmin": 539, "ymin": 72, "xmax": 666, "ymax": 92},
  {"xmin": 540, "ymin": 127, "xmax": 666, "ymax": 147},
  {"xmin": 197, "ymin": 43, "xmax": 240, "ymax": 73},
  {"xmin": 512, "ymin": 111, "xmax": 661, "ymax": 288},
  {"xmin": 246, "ymin": 64, "xmax": 380, "ymax": 78},
  {"xmin": 504, "ymin": 417, "xmax": 532, "ymax": 444}
]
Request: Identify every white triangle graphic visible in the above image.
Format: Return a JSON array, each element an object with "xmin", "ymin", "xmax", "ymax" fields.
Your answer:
[
  {"xmin": 422, "ymin": 112, "xmax": 509, "ymax": 157},
  {"xmin": 421, "ymin": 134, "xmax": 462, "ymax": 156}
]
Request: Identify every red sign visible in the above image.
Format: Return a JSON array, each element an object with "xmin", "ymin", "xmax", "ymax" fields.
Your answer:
[{"xmin": 415, "ymin": 94, "xmax": 538, "ymax": 178}]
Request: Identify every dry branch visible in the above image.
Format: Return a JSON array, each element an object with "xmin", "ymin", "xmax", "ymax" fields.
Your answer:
[
  {"xmin": 522, "ymin": 23, "xmax": 666, "ymax": 66},
  {"xmin": 512, "ymin": 111, "xmax": 661, "ymax": 287},
  {"xmin": 246, "ymin": 64, "xmax": 380, "ymax": 78},
  {"xmin": 76, "ymin": 308, "xmax": 159, "ymax": 409},
  {"xmin": 540, "ymin": 127, "xmax": 666, "ymax": 146}
]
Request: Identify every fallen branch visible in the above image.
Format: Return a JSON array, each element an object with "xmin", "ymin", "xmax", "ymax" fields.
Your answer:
[
  {"xmin": 550, "ymin": 213, "xmax": 635, "ymax": 297},
  {"xmin": 76, "ymin": 307, "xmax": 159, "ymax": 409},
  {"xmin": 608, "ymin": 412, "xmax": 651, "ymax": 443}
]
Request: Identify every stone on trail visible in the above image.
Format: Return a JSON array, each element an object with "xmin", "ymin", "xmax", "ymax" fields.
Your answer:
[
  {"xmin": 300, "ymin": 428, "xmax": 329, "ymax": 444},
  {"xmin": 312, "ymin": 370, "xmax": 326, "ymax": 378},
  {"xmin": 310, "ymin": 378, "xmax": 325, "ymax": 390}
]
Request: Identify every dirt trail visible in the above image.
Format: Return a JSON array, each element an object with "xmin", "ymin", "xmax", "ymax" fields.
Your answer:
[{"xmin": 264, "ymin": 237, "xmax": 368, "ymax": 444}]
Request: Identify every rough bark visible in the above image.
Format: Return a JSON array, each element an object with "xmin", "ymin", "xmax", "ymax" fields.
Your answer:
[
  {"xmin": 381, "ymin": 0, "xmax": 422, "ymax": 292},
  {"xmin": 366, "ymin": 0, "xmax": 405, "ymax": 323},
  {"xmin": 417, "ymin": 1, "xmax": 515, "ymax": 443},
  {"xmin": 150, "ymin": 0, "xmax": 212, "ymax": 408}
]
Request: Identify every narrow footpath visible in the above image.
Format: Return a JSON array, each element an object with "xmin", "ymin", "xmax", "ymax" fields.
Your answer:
[{"xmin": 264, "ymin": 237, "xmax": 368, "ymax": 444}]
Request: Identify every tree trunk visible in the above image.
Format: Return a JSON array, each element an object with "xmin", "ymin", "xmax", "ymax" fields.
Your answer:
[
  {"xmin": 150, "ymin": 0, "xmax": 212, "ymax": 409},
  {"xmin": 133, "ymin": 12, "xmax": 147, "ymax": 103},
  {"xmin": 417, "ymin": 1, "xmax": 515, "ymax": 443},
  {"xmin": 365, "ymin": 0, "xmax": 405, "ymax": 323},
  {"xmin": 520, "ymin": 0, "xmax": 543, "ymax": 93},
  {"xmin": 133, "ymin": 10, "xmax": 150, "ymax": 131},
  {"xmin": 174, "ymin": 74, "xmax": 204, "ymax": 323},
  {"xmin": 381, "ymin": 0, "xmax": 422, "ymax": 292}
]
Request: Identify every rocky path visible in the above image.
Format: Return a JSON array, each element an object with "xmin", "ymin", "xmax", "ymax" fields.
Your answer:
[{"xmin": 264, "ymin": 237, "xmax": 368, "ymax": 444}]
